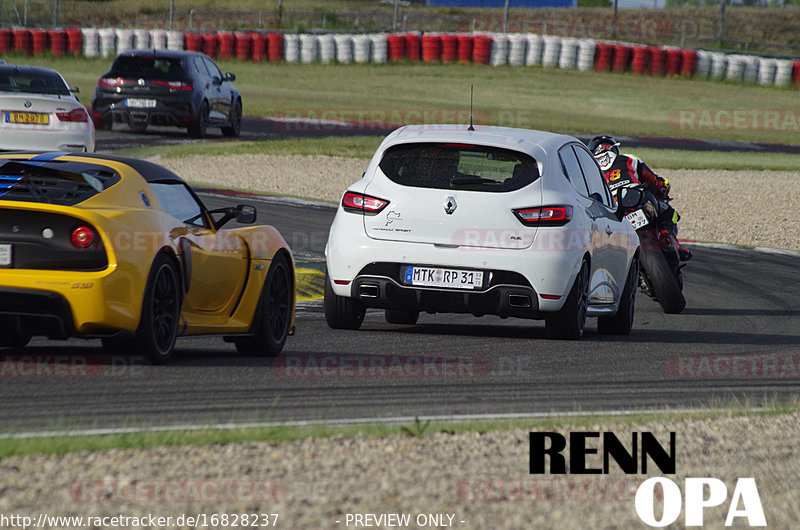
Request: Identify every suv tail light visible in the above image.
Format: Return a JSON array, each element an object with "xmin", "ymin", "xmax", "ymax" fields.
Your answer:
[
  {"xmin": 513, "ymin": 206, "xmax": 572, "ymax": 227},
  {"xmin": 56, "ymin": 108, "xmax": 89, "ymax": 122},
  {"xmin": 342, "ymin": 191, "xmax": 389, "ymax": 215},
  {"xmin": 98, "ymin": 77, "xmax": 134, "ymax": 88}
]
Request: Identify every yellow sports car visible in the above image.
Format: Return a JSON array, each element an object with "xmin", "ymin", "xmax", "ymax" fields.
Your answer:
[{"xmin": 0, "ymin": 152, "xmax": 294, "ymax": 363}]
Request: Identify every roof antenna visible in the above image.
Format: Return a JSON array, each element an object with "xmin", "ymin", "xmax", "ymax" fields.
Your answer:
[{"xmin": 467, "ymin": 84, "xmax": 475, "ymax": 131}]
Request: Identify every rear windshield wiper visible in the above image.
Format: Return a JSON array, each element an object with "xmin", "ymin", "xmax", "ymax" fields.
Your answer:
[{"xmin": 450, "ymin": 175, "xmax": 499, "ymax": 187}]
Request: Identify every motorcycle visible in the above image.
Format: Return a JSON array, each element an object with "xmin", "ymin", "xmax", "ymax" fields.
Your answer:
[{"xmin": 617, "ymin": 186, "xmax": 686, "ymax": 314}]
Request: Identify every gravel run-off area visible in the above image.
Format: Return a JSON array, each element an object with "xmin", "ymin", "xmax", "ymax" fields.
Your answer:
[{"xmin": 3, "ymin": 155, "xmax": 798, "ymax": 529}]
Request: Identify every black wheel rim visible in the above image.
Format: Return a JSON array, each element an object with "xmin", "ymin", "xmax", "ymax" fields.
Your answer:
[
  {"xmin": 233, "ymin": 102, "xmax": 242, "ymax": 131},
  {"xmin": 152, "ymin": 264, "xmax": 178, "ymax": 352},
  {"xmin": 576, "ymin": 263, "xmax": 589, "ymax": 333},
  {"xmin": 267, "ymin": 263, "xmax": 290, "ymax": 341}
]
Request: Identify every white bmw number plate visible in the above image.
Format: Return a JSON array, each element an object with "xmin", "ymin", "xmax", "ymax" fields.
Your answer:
[
  {"xmin": 0, "ymin": 244, "xmax": 11, "ymax": 267},
  {"xmin": 125, "ymin": 98, "xmax": 157, "ymax": 108},
  {"xmin": 404, "ymin": 266, "xmax": 483, "ymax": 290},
  {"xmin": 624, "ymin": 209, "xmax": 649, "ymax": 230}
]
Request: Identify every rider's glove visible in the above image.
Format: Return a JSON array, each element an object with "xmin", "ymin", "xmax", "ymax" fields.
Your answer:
[{"xmin": 655, "ymin": 177, "xmax": 670, "ymax": 199}]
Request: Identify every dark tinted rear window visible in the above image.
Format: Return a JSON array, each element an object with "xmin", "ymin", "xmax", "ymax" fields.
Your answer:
[
  {"xmin": 378, "ymin": 142, "xmax": 539, "ymax": 192},
  {"xmin": 111, "ymin": 57, "xmax": 185, "ymax": 79},
  {"xmin": 0, "ymin": 67, "xmax": 71, "ymax": 95}
]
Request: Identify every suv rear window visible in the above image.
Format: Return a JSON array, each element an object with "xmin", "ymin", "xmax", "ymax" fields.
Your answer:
[
  {"xmin": 378, "ymin": 142, "xmax": 539, "ymax": 192},
  {"xmin": 111, "ymin": 57, "xmax": 185, "ymax": 79}
]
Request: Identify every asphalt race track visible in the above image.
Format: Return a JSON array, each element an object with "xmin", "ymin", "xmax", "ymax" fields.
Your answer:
[{"xmin": 1, "ymin": 194, "xmax": 799, "ymax": 435}]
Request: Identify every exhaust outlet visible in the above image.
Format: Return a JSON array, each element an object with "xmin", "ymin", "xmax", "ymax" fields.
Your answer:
[
  {"xmin": 358, "ymin": 284, "xmax": 379, "ymax": 298},
  {"xmin": 508, "ymin": 294, "xmax": 532, "ymax": 308}
]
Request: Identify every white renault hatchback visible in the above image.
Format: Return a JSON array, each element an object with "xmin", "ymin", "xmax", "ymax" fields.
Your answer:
[{"xmin": 324, "ymin": 125, "xmax": 639, "ymax": 339}]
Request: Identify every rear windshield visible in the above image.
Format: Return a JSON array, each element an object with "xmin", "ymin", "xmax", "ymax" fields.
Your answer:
[
  {"xmin": 111, "ymin": 57, "xmax": 185, "ymax": 79},
  {"xmin": 0, "ymin": 68, "xmax": 71, "ymax": 95},
  {"xmin": 378, "ymin": 142, "xmax": 539, "ymax": 192}
]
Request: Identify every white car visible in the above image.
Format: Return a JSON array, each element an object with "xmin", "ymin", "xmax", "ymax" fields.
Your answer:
[
  {"xmin": 0, "ymin": 65, "xmax": 95, "ymax": 153},
  {"xmin": 324, "ymin": 125, "xmax": 640, "ymax": 339}
]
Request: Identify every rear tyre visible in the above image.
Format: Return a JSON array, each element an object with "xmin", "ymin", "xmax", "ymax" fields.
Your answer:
[
  {"xmin": 324, "ymin": 275, "xmax": 365, "ymax": 330},
  {"xmin": 235, "ymin": 254, "xmax": 292, "ymax": 357},
  {"xmin": 188, "ymin": 101, "xmax": 209, "ymax": 138},
  {"xmin": 134, "ymin": 253, "xmax": 181, "ymax": 364},
  {"xmin": 640, "ymin": 245, "xmax": 685, "ymax": 314},
  {"xmin": 598, "ymin": 257, "xmax": 638, "ymax": 335},
  {"xmin": 385, "ymin": 309, "xmax": 419, "ymax": 325},
  {"xmin": 221, "ymin": 99, "xmax": 242, "ymax": 137},
  {"xmin": 545, "ymin": 260, "xmax": 589, "ymax": 340}
]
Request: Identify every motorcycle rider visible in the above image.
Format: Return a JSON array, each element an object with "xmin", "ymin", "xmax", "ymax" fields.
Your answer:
[{"xmin": 589, "ymin": 135, "xmax": 692, "ymax": 261}]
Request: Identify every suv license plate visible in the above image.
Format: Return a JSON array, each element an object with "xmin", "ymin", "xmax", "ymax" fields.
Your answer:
[
  {"xmin": 403, "ymin": 266, "xmax": 483, "ymax": 290},
  {"xmin": 0, "ymin": 244, "xmax": 11, "ymax": 267},
  {"xmin": 125, "ymin": 98, "xmax": 157, "ymax": 108}
]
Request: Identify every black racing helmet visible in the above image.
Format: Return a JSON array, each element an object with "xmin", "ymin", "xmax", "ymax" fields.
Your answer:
[{"xmin": 588, "ymin": 135, "xmax": 620, "ymax": 157}]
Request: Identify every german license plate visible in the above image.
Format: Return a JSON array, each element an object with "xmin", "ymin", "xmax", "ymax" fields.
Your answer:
[
  {"xmin": 403, "ymin": 266, "xmax": 483, "ymax": 290},
  {"xmin": 6, "ymin": 112, "xmax": 49, "ymax": 125},
  {"xmin": 125, "ymin": 98, "xmax": 157, "ymax": 108},
  {"xmin": 0, "ymin": 244, "xmax": 11, "ymax": 267},
  {"xmin": 624, "ymin": 209, "xmax": 648, "ymax": 230}
]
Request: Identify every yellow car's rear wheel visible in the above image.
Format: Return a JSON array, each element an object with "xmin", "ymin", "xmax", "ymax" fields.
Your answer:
[
  {"xmin": 235, "ymin": 253, "xmax": 292, "ymax": 357},
  {"xmin": 135, "ymin": 253, "xmax": 181, "ymax": 364}
]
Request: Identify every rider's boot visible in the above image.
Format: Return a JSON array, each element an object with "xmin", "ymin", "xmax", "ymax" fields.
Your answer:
[{"xmin": 659, "ymin": 226, "xmax": 692, "ymax": 261}]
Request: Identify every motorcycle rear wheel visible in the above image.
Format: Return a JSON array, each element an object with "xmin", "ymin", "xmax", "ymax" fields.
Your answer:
[{"xmin": 639, "ymin": 243, "xmax": 685, "ymax": 314}]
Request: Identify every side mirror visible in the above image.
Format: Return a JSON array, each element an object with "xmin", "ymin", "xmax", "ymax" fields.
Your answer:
[
  {"xmin": 224, "ymin": 72, "xmax": 236, "ymax": 82},
  {"xmin": 71, "ymin": 86, "xmax": 80, "ymax": 94},
  {"xmin": 236, "ymin": 204, "xmax": 256, "ymax": 224},
  {"xmin": 618, "ymin": 187, "xmax": 644, "ymax": 210}
]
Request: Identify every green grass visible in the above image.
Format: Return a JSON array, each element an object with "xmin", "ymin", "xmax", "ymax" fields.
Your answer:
[
  {"xmin": 2, "ymin": 401, "xmax": 798, "ymax": 458},
  {"xmin": 116, "ymin": 136, "xmax": 800, "ymax": 172},
  {"xmin": 7, "ymin": 54, "xmax": 800, "ymax": 148}
]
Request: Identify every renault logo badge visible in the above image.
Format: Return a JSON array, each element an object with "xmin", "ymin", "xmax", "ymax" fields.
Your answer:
[{"xmin": 444, "ymin": 196, "xmax": 457, "ymax": 215}]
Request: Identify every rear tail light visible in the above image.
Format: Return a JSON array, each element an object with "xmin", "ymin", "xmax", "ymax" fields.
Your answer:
[
  {"xmin": 98, "ymin": 77, "xmax": 134, "ymax": 88},
  {"xmin": 70, "ymin": 225, "xmax": 96, "ymax": 248},
  {"xmin": 56, "ymin": 108, "xmax": 89, "ymax": 122},
  {"xmin": 152, "ymin": 80, "xmax": 194, "ymax": 91},
  {"xmin": 513, "ymin": 206, "xmax": 572, "ymax": 227},
  {"xmin": 341, "ymin": 191, "xmax": 389, "ymax": 215}
]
